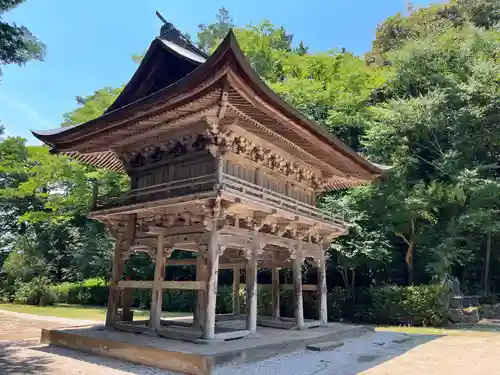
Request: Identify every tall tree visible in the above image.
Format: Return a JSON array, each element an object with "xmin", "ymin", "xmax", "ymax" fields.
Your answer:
[{"xmin": 0, "ymin": 0, "xmax": 44, "ymax": 76}]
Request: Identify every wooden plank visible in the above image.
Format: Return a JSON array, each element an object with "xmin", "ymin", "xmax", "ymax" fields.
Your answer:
[
  {"xmin": 163, "ymin": 281, "xmax": 207, "ymax": 290},
  {"xmin": 214, "ymin": 329, "xmax": 251, "ymax": 341},
  {"xmin": 117, "ymin": 280, "xmax": 206, "ymax": 290},
  {"xmin": 115, "ymin": 322, "xmax": 148, "ymax": 333},
  {"xmin": 166, "ymin": 258, "xmax": 248, "ymax": 269},
  {"xmin": 280, "ymin": 284, "xmax": 318, "ymax": 291},
  {"xmin": 118, "ymin": 280, "xmax": 153, "ymax": 288}
]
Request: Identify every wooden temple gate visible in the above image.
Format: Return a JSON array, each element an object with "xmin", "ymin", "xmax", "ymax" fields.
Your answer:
[{"xmin": 33, "ymin": 21, "xmax": 383, "ymax": 343}]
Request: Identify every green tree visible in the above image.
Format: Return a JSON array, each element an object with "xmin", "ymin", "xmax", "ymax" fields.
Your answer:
[
  {"xmin": 197, "ymin": 7, "xmax": 234, "ymax": 53},
  {"xmin": 0, "ymin": 0, "xmax": 44, "ymax": 75}
]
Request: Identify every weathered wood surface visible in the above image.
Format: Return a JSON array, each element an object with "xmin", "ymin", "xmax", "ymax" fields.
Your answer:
[
  {"xmin": 117, "ymin": 280, "xmax": 206, "ymax": 290},
  {"xmin": 318, "ymin": 248, "xmax": 328, "ymax": 325},
  {"xmin": 245, "ymin": 231, "xmax": 259, "ymax": 333},
  {"xmin": 202, "ymin": 225, "xmax": 220, "ymax": 340},
  {"xmin": 293, "ymin": 241, "xmax": 304, "ymax": 330},
  {"xmin": 272, "ymin": 266, "xmax": 280, "ymax": 320},
  {"xmin": 232, "ymin": 268, "xmax": 241, "ymax": 316},
  {"xmin": 105, "ymin": 241, "xmax": 124, "ymax": 327},
  {"xmin": 149, "ymin": 235, "xmax": 165, "ymax": 332},
  {"xmin": 280, "ymin": 284, "xmax": 317, "ymax": 291},
  {"xmin": 193, "ymin": 254, "xmax": 207, "ymax": 329}
]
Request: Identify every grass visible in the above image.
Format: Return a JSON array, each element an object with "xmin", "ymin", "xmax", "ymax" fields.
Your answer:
[
  {"xmin": 0, "ymin": 303, "xmax": 189, "ymax": 321},
  {"xmin": 377, "ymin": 324, "xmax": 500, "ymax": 337}
]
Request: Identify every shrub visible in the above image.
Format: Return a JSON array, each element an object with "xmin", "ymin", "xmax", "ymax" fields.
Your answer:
[
  {"xmin": 370, "ymin": 284, "xmax": 448, "ymax": 326},
  {"xmin": 45, "ymin": 277, "xmax": 449, "ymax": 327},
  {"xmin": 51, "ymin": 277, "xmax": 108, "ymax": 305},
  {"xmin": 14, "ymin": 277, "xmax": 56, "ymax": 306}
]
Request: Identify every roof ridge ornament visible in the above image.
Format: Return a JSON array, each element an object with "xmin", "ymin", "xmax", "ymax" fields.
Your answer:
[{"xmin": 156, "ymin": 11, "xmax": 207, "ymax": 57}]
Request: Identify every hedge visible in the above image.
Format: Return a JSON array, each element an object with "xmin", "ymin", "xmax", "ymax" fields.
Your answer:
[{"xmin": 46, "ymin": 279, "xmax": 449, "ymax": 327}]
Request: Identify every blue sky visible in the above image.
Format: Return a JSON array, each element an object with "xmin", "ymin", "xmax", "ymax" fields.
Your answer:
[{"xmin": 1, "ymin": 0, "xmax": 435, "ymax": 144}]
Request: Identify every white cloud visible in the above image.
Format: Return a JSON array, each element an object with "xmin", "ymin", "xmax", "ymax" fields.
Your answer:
[{"xmin": 0, "ymin": 88, "xmax": 54, "ymax": 130}]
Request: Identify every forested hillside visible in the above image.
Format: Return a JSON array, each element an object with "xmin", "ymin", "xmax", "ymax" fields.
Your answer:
[{"xmin": 1, "ymin": 0, "xmax": 499, "ymax": 301}]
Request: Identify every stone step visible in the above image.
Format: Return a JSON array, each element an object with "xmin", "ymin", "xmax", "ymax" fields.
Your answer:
[{"xmin": 306, "ymin": 340, "xmax": 344, "ymax": 352}]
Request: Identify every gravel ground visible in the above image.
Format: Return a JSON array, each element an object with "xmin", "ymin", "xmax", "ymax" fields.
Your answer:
[{"xmin": 2, "ymin": 310, "xmax": 500, "ymax": 375}]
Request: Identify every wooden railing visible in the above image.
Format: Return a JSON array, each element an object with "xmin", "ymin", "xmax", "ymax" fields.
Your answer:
[
  {"xmin": 94, "ymin": 174, "xmax": 217, "ymax": 209},
  {"xmin": 94, "ymin": 172, "xmax": 344, "ymax": 226},
  {"xmin": 221, "ymin": 173, "xmax": 344, "ymax": 226}
]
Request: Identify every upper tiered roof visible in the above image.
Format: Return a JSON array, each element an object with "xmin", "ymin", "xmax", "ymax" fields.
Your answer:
[{"xmin": 32, "ymin": 22, "xmax": 384, "ymax": 189}]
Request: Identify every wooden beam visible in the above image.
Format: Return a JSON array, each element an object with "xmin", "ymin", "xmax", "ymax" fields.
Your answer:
[
  {"xmin": 318, "ymin": 248, "xmax": 328, "ymax": 325},
  {"xmin": 149, "ymin": 235, "xmax": 165, "ymax": 332},
  {"xmin": 118, "ymin": 280, "xmax": 152, "ymax": 288},
  {"xmin": 246, "ymin": 231, "xmax": 259, "ymax": 333},
  {"xmin": 280, "ymin": 284, "xmax": 318, "ymax": 291},
  {"xmin": 202, "ymin": 223, "xmax": 220, "ymax": 340},
  {"xmin": 162, "ymin": 281, "xmax": 206, "ymax": 290},
  {"xmin": 272, "ymin": 265, "xmax": 280, "ymax": 320},
  {"xmin": 193, "ymin": 254, "xmax": 207, "ymax": 330},
  {"xmin": 147, "ymin": 224, "xmax": 207, "ymax": 236},
  {"xmin": 293, "ymin": 240, "xmax": 304, "ymax": 330},
  {"xmin": 232, "ymin": 268, "xmax": 241, "ymax": 316},
  {"xmin": 117, "ymin": 280, "xmax": 206, "ymax": 291},
  {"xmin": 105, "ymin": 240, "xmax": 124, "ymax": 327}
]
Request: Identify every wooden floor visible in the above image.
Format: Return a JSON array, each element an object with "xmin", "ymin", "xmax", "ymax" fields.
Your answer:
[{"xmin": 39, "ymin": 319, "xmax": 371, "ymax": 375}]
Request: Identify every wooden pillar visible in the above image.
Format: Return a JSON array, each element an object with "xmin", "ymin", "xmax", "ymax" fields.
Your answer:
[
  {"xmin": 293, "ymin": 240, "xmax": 304, "ymax": 330},
  {"xmin": 193, "ymin": 252, "xmax": 206, "ymax": 330},
  {"xmin": 121, "ymin": 288, "xmax": 134, "ymax": 321},
  {"xmin": 246, "ymin": 232, "xmax": 259, "ymax": 333},
  {"xmin": 318, "ymin": 247, "xmax": 328, "ymax": 325},
  {"xmin": 202, "ymin": 226, "xmax": 220, "ymax": 340},
  {"xmin": 272, "ymin": 266, "xmax": 280, "ymax": 320},
  {"xmin": 232, "ymin": 268, "xmax": 241, "ymax": 316},
  {"xmin": 149, "ymin": 235, "xmax": 165, "ymax": 332},
  {"xmin": 105, "ymin": 240, "xmax": 124, "ymax": 327}
]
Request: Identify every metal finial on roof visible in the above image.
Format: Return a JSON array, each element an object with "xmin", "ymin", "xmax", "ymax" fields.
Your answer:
[{"xmin": 155, "ymin": 11, "xmax": 204, "ymax": 56}]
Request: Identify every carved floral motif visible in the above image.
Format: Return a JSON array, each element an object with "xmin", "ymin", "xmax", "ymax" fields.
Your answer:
[
  {"xmin": 123, "ymin": 134, "xmax": 208, "ymax": 168},
  {"xmin": 231, "ymin": 135, "xmax": 322, "ymax": 188}
]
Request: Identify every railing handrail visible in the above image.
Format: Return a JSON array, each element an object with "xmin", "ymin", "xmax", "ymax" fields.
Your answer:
[
  {"xmin": 127, "ymin": 173, "xmax": 217, "ymax": 195},
  {"xmin": 221, "ymin": 173, "xmax": 344, "ymax": 225}
]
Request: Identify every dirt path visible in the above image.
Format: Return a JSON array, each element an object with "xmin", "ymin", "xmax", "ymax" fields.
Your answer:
[{"xmin": 2, "ymin": 310, "xmax": 500, "ymax": 375}]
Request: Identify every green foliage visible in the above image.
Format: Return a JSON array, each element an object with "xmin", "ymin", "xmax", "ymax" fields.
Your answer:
[
  {"xmin": 370, "ymin": 284, "xmax": 448, "ymax": 326},
  {"xmin": 14, "ymin": 276, "xmax": 56, "ymax": 306},
  {"xmin": 0, "ymin": 0, "xmax": 44, "ymax": 76},
  {"xmin": 197, "ymin": 7, "xmax": 234, "ymax": 54},
  {"xmin": 62, "ymin": 87, "xmax": 122, "ymax": 127}
]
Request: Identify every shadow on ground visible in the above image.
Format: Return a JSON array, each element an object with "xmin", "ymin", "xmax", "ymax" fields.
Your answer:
[
  {"xmin": 346, "ymin": 332, "xmax": 441, "ymax": 374},
  {"xmin": 0, "ymin": 341, "xmax": 52, "ymax": 375},
  {"xmin": 34, "ymin": 345, "xmax": 152, "ymax": 374}
]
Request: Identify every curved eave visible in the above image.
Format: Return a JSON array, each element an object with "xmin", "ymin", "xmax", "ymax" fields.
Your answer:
[
  {"xmin": 106, "ymin": 37, "xmax": 206, "ymax": 113},
  {"xmin": 32, "ymin": 30, "xmax": 385, "ymax": 179},
  {"xmin": 219, "ymin": 32, "xmax": 383, "ymax": 178}
]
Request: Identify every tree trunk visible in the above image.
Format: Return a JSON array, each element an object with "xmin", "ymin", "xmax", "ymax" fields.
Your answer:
[
  {"xmin": 406, "ymin": 242, "xmax": 414, "ymax": 285},
  {"xmin": 350, "ymin": 268, "xmax": 356, "ymax": 301},
  {"xmin": 340, "ymin": 267, "xmax": 349, "ymax": 290},
  {"xmin": 484, "ymin": 232, "xmax": 492, "ymax": 295}
]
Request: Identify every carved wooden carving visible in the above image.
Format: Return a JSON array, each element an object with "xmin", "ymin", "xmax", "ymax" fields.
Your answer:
[
  {"xmin": 123, "ymin": 133, "xmax": 208, "ymax": 168},
  {"xmin": 230, "ymin": 135, "xmax": 322, "ymax": 188}
]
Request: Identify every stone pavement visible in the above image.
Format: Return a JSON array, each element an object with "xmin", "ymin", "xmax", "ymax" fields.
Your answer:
[{"xmin": 2, "ymin": 310, "xmax": 500, "ymax": 375}]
